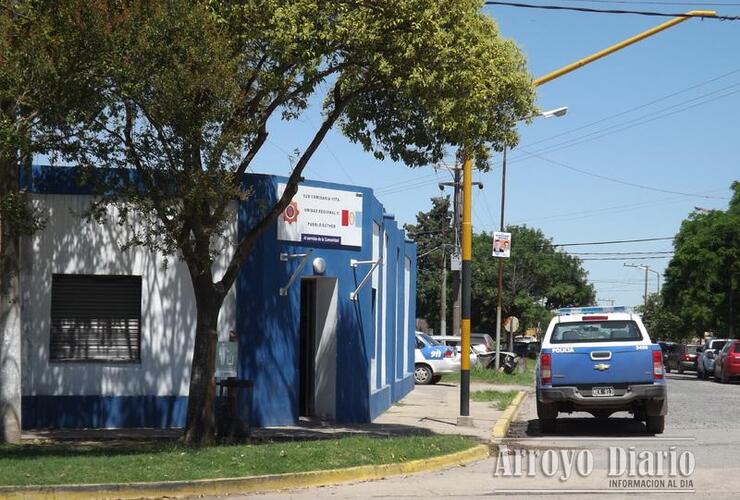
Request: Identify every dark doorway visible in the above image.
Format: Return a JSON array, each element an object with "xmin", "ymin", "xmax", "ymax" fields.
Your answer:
[{"xmin": 299, "ymin": 279, "xmax": 317, "ymax": 417}]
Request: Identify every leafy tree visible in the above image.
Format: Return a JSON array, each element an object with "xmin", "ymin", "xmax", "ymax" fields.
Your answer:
[
  {"xmin": 663, "ymin": 182, "xmax": 740, "ymax": 338},
  {"xmin": 42, "ymin": 1, "xmax": 536, "ymax": 444},
  {"xmin": 1, "ymin": 0, "xmax": 106, "ymax": 443},
  {"xmin": 405, "ymin": 196, "xmax": 454, "ymax": 333},
  {"xmin": 471, "ymin": 225, "xmax": 595, "ymax": 334},
  {"xmin": 636, "ymin": 293, "xmax": 683, "ymax": 341}
]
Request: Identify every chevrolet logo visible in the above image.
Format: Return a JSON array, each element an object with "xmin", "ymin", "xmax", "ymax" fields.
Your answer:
[{"xmin": 594, "ymin": 363, "xmax": 610, "ymax": 371}]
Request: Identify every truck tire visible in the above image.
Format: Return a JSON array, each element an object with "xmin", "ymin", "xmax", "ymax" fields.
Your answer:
[
  {"xmin": 646, "ymin": 415, "xmax": 665, "ymax": 434},
  {"xmin": 537, "ymin": 400, "xmax": 557, "ymax": 433}
]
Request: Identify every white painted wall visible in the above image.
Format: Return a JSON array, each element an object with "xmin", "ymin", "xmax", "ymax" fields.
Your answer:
[{"xmin": 20, "ymin": 194, "xmax": 237, "ymax": 397}]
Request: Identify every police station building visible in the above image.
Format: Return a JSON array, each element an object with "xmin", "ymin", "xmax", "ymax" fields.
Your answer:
[{"xmin": 19, "ymin": 166, "xmax": 416, "ymax": 429}]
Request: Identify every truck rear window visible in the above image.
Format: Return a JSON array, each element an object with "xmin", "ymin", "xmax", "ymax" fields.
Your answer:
[{"xmin": 551, "ymin": 320, "xmax": 643, "ymax": 344}]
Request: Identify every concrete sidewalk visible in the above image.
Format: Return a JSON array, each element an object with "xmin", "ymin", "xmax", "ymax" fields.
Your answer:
[{"xmin": 373, "ymin": 382, "xmax": 508, "ymax": 442}]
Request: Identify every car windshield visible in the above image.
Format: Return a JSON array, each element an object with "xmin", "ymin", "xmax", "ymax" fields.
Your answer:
[
  {"xmin": 551, "ymin": 320, "xmax": 643, "ymax": 344},
  {"xmin": 418, "ymin": 333, "xmax": 441, "ymax": 347},
  {"xmin": 711, "ymin": 341, "xmax": 727, "ymax": 351},
  {"xmin": 686, "ymin": 345, "xmax": 698, "ymax": 354}
]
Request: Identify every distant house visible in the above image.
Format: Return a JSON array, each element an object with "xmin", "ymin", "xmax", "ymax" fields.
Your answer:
[{"xmin": 19, "ymin": 166, "xmax": 416, "ymax": 429}]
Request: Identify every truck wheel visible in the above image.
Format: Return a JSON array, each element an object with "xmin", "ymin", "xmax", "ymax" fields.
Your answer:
[
  {"xmin": 646, "ymin": 415, "xmax": 665, "ymax": 434},
  {"xmin": 414, "ymin": 364, "xmax": 433, "ymax": 385},
  {"xmin": 537, "ymin": 400, "xmax": 557, "ymax": 433}
]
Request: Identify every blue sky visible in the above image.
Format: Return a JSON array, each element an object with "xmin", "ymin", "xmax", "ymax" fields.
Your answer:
[{"xmin": 252, "ymin": 2, "xmax": 740, "ymax": 308}]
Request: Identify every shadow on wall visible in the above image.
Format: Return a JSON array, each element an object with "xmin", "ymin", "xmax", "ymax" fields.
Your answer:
[{"xmin": 19, "ymin": 189, "xmax": 238, "ymax": 429}]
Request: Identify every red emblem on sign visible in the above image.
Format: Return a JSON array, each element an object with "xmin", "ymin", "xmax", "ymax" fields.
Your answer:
[{"xmin": 282, "ymin": 201, "xmax": 299, "ymax": 224}]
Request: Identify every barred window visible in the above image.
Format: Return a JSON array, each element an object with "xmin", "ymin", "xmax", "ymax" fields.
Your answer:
[{"xmin": 50, "ymin": 274, "xmax": 141, "ymax": 362}]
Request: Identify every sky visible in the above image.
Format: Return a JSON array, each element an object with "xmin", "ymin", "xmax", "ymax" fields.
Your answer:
[{"xmin": 252, "ymin": 1, "xmax": 740, "ymax": 309}]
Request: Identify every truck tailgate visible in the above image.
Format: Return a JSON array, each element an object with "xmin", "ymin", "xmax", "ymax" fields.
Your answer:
[{"xmin": 552, "ymin": 346, "xmax": 654, "ymax": 385}]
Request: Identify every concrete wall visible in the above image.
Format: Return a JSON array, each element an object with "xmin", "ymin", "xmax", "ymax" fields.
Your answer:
[{"xmin": 20, "ymin": 193, "xmax": 236, "ymax": 428}]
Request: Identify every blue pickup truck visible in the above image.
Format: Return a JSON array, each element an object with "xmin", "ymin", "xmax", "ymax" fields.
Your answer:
[{"xmin": 536, "ymin": 306, "xmax": 667, "ymax": 434}]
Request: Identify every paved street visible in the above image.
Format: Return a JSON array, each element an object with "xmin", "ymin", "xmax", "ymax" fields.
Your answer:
[{"xmin": 230, "ymin": 374, "xmax": 740, "ymax": 499}]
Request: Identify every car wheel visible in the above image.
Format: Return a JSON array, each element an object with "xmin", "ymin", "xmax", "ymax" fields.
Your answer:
[
  {"xmin": 696, "ymin": 368, "xmax": 703, "ymax": 379},
  {"xmin": 646, "ymin": 415, "xmax": 665, "ymax": 434},
  {"xmin": 721, "ymin": 370, "xmax": 729, "ymax": 384},
  {"xmin": 678, "ymin": 365, "xmax": 684, "ymax": 375},
  {"xmin": 431, "ymin": 375, "xmax": 442, "ymax": 384},
  {"xmin": 414, "ymin": 364, "xmax": 433, "ymax": 385}
]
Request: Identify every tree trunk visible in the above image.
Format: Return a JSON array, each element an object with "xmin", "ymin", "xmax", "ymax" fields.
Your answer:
[
  {"xmin": 183, "ymin": 275, "xmax": 224, "ymax": 446},
  {"xmin": 0, "ymin": 121, "xmax": 22, "ymax": 443}
]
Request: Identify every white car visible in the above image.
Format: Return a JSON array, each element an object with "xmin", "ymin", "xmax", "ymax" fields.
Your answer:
[{"xmin": 414, "ymin": 333, "xmax": 460, "ymax": 384}]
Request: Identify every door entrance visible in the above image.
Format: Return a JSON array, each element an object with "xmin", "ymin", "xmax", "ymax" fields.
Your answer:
[
  {"xmin": 299, "ymin": 279, "xmax": 316, "ymax": 417},
  {"xmin": 298, "ymin": 278, "xmax": 338, "ymax": 419}
]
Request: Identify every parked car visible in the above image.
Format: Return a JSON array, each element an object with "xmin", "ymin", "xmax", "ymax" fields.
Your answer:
[
  {"xmin": 432, "ymin": 335, "xmax": 480, "ymax": 366},
  {"xmin": 658, "ymin": 341, "xmax": 677, "ymax": 372},
  {"xmin": 471, "ymin": 333, "xmax": 495, "ymax": 352},
  {"xmin": 666, "ymin": 344, "xmax": 699, "ymax": 374},
  {"xmin": 713, "ymin": 340, "xmax": 740, "ymax": 384},
  {"xmin": 697, "ymin": 338, "xmax": 729, "ymax": 379},
  {"xmin": 414, "ymin": 332, "xmax": 459, "ymax": 385}
]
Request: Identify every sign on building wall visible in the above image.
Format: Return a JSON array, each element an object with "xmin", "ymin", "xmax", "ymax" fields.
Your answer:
[
  {"xmin": 492, "ymin": 231, "xmax": 511, "ymax": 258},
  {"xmin": 215, "ymin": 341, "xmax": 238, "ymax": 378},
  {"xmin": 277, "ymin": 183, "xmax": 363, "ymax": 249}
]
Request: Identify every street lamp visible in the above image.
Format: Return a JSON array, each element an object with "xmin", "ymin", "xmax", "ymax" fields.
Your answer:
[
  {"xmin": 624, "ymin": 263, "xmax": 661, "ymax": 308},
  {"xmin": 493, "ymin": 107, "xmax": 568, "ymax": 369}
]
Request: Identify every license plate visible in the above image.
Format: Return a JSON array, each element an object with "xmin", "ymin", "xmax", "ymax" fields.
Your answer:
[{"xmin": 592, "ymin": 386, "xmax": 615, "ymax": 397}]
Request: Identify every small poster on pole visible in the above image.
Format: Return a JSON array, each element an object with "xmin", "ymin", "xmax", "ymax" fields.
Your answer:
[{"xmin": 492, "ymin": 231, "xmax": 511, "ymax": 258}]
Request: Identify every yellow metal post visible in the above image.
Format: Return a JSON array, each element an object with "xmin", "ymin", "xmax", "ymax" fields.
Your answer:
[
  {"xmin": 459, "ymin": 155, "xmax": 473, "ymax": 421},
  {"xmin": 535, "ymin": 10, "xmax": 716, "ymax": 86}
]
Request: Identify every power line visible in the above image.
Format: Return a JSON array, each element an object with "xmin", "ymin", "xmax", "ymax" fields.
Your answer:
[
  {"xmin": 561, "ymin": 1, "xmax": 740, "ymax": 7},
  {"xmin": 580, "ymin": 255, "xmax": 674, "ymax": 260},
  {"xmin": 553, "ymin": 236, "xmax": 674, "ymax": 246},
  {"xmin": 515, "ymin": 67, "xmax": 740, "ymax": 153},
  {"xmin": 568, "ymin": 250, "xmax": 673, "ymax": 255},
  {"xmin": 482, "ymin": 1, "xmax": 740, "ymax": 20},
  {"xmin": 517, "ymin": 148, "xmax": 730, "ymax": 199}
]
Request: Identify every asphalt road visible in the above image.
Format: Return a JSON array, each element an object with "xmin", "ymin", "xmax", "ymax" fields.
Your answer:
[{"xmin": 226, "ymin": 374, "xmax": 740, "ymax": 499}]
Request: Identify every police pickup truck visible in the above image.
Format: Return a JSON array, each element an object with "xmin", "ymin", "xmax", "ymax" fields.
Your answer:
[{"xmin": 536, "ymin": 306, "xmax": 667, "ymax": 434}]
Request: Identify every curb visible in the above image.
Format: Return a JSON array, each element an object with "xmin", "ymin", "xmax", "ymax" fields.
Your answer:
[
  {"xmin": 491, "ymin": 390, "xmax": 527, "ymax": 442},
  {"xmin": 0, "ymin": 444, "xmax": 489, "ymax": 500}
]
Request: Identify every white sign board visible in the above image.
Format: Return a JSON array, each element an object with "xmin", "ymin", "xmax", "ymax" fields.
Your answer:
[
  {"xmin": 277, "ymin": 183, "xmax": 363, "ymax": 249},
  {"xmin": 215, "ymin": 341, "xmax": 238, "ymax": 378},
  {"xmin": 492, "ymin": 231, "xmax": 511, "ymax": 258}
]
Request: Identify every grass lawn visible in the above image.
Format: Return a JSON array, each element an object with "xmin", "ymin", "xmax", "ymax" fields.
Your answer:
[
  {"xmin": 470, "ymin": 390, "xmax": 519, "ymax": 410},
  {"xmin": 442, "ymin": 359, "xmax": 536, "ymax": 386},
  {"xmin": 0, "ymin": 434, "xmax": 477, "ymax": 487}
]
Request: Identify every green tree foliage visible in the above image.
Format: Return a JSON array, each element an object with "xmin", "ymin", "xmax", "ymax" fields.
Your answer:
[
  {"xmin": 33, "ymin": 1, "xmax": 536, "ymax": 444},
  {"xmin": 404, "ymin": 197, "xmax": 454, "ymax": 333},
  {"xmin": 636, "ymin": 293, "xmax": 683, "ymax": 341},
  {"xmin": 663, "ymin": 182, "xmax": 740, "ymax": 338},
  {"xmin": 471, "ymin": 226, "xmax": 595, "ymax": 334}
]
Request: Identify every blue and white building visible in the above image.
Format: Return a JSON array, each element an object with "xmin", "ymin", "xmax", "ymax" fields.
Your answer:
[{"xmin": 19, "ymin": 166, "xmax": 416, "ymax": 429}]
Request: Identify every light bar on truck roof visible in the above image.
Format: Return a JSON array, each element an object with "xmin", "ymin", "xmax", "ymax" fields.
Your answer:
[{"xmin": 556, "ymin": 306, "xmax": 628, "ymax": 316}]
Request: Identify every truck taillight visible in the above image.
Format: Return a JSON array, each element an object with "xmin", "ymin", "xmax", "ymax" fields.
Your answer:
[
  {"xmin": 540, "ymin": 353, "xmax": 552, "ymax": 385},
  {"xmin": 653, "ymin": 350, "xmax": 664, "ymax": 379}
]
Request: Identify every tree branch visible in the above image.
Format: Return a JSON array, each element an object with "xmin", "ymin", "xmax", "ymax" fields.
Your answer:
[{"xmin": 217, "ymin": 83, "xmax": 355, "ymax": 293}]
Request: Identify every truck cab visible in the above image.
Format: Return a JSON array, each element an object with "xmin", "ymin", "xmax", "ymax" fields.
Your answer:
[{"xmin": 536, "ymin": 306, "xmax": 667, "ymax": 434}]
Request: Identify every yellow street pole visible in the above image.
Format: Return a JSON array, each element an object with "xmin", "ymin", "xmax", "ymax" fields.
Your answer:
[
  {"xmin": 535, "ymin": 10, "xmax": 716, "ymax": 86},
  {"xmin": 458, "ymin": 155, "xmax": 473, "ymax": 422},
  {"xmin": 458, "ymin": 9, "xmax": 717, "ymax": 422}
]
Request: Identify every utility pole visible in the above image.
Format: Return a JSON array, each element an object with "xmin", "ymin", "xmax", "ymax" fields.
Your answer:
[
  {"xmin": 494, "ymin": 145, "xmax": 507, "ymax": 370},
  {"xmin": 458, "ymin": 155, "xmax": 473, "ymax": 426},
  {"xmin": 452, "ymin": 167, "xmax": 462, "ymax": 338},
  {"xmin": 440, "ymin": 250, "xmax": 447, "ymax": 336}
]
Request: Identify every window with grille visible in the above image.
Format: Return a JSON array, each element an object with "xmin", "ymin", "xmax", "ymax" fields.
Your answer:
[{"xmin": 50, "ymin": 274, "xmax": 142, "ymax": 362}]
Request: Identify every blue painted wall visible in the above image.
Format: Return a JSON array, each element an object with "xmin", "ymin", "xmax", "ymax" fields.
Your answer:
[{"xmin": 237, "ymin": 174, "xmax": 415, "ymax": 426}]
